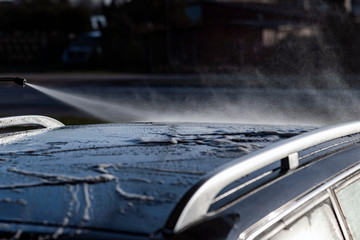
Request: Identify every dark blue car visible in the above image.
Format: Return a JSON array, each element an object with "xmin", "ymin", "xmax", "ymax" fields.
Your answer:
[{"xmin": 0, "ymin": 115, "xmax": 359, "ymax": 239}]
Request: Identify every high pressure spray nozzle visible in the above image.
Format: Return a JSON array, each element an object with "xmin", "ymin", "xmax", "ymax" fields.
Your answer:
[{"xmin": 0, "ymin": 77, "xmax": 27, "ymax": 87}]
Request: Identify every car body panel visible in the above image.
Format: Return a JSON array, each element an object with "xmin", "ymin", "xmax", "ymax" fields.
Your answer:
[
  {"xmin": 223, "ymin": 143, "xmax": 360, "ymax": 237},
  {"xmin": 0, "ymin": 123, "xmax": 309, "ymax": 237}
]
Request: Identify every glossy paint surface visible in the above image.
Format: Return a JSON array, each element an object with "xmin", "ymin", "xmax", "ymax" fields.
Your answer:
[{"xmin": 0, "ymin": 123, "xmax": 308, "ymax": 236}]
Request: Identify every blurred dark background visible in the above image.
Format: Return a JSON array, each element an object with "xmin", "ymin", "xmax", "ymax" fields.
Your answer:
[
  {"xmin": 0, "ymin": 0, "xmax": 357, "ymax": 76},
  {"xmin": 2, "ymin": 0, "xmax": 360, "ymax": 125}
]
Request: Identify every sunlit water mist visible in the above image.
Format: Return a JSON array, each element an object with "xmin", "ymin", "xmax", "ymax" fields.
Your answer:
[
  {"xmin": 27, "ymin": 83, "xmax": 147, "ymax": 122},
  {"xmin": 26, "ymin": 83, "xmax": 360, "ymax": 125}
]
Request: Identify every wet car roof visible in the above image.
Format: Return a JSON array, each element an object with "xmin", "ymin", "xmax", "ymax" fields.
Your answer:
[{"xmin": 0, "ymin": 123, "xmax": 311, "ymax": 235}]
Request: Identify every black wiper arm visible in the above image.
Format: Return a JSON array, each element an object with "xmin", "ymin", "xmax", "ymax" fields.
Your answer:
[{"xmin": 0, "ymin": 77, "xmax": 27, "ymax": 87}]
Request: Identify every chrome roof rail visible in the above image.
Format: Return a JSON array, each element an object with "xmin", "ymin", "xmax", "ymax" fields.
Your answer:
[
  {"xmin": 0, "ymin": 115, "xmax": 64, "ymax": 129},
  {"xmin": 167, "ymin": 121, "xmax": 360, "ymax": 233}
]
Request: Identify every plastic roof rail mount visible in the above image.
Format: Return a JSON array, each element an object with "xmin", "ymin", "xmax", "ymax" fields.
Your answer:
[
  {"xmin": 0, "ymin": 115, "xmax": 64, "ymax": 129},
  {"xmin": 168, "ymin": 121, "xmax": 360, "ymax": 233}
]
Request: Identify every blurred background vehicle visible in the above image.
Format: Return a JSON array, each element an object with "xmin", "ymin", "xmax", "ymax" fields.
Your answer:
[{"xmin": 62, "ymin": 30, "xmax": 102, "ymax": 66}]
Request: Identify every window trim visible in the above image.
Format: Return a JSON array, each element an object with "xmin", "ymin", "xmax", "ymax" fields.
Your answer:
[
  {"xmin": 328, "ymin": 188, "xmax": 352, "ymax": 240},
  {"xmin": 331, "ymin": 172, "xmax": 360, "ymax": 240},
  {"xmin": 254, "ymin": 193, "xmax": 332, "ymax": 240},
  {"xmin": 241, "ymin": 162, "xmax": 360, "ymax": 240}
]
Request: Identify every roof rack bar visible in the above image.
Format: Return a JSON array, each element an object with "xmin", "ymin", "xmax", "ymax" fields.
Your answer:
[
  {"xmin": 167, "ymin": 121, "xmax": 360, "ymax": 233},
  {"xmin": 0, "ymin": 115, "xmax": 64, "ymax": 129}
]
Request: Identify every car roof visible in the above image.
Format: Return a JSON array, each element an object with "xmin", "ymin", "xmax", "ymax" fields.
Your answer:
[
  {"xmin": 0, "ymin": 119, "xmax": 311, "ymax": 236},
  {"xmin": 165, "ymin": 121, "xmax": 360, "ymax": 237}
]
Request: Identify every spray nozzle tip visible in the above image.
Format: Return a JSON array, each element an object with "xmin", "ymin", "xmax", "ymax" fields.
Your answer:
[
  {"xmin": 14, "ymin": 77, "xmax": 27, "ymax": 87},
  {"xmin": 0, "ymin": 77, "xmax": 27, "ymax": 87}
]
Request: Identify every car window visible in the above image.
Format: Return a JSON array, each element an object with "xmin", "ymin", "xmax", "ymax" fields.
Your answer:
[
  {"xmin": 257, "ymin": 201, "xmax": 343, "ymax": 240},
  {"xmin": 336, "ymin": 176, "xmax": 360, "ymax": 240}
]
